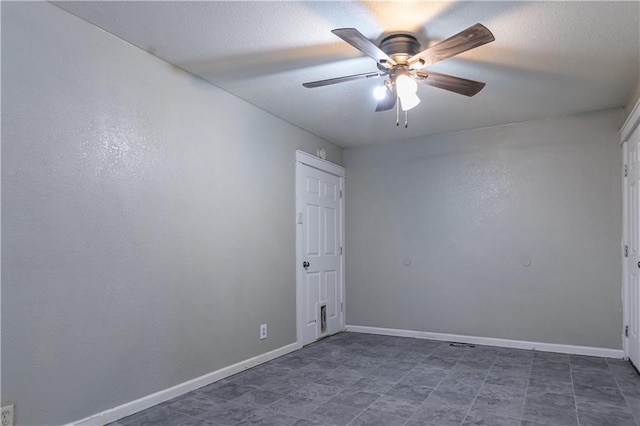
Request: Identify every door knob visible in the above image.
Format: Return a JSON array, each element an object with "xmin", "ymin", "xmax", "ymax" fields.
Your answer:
[
  {"xmin": 637, "ymin": 261, "xmax": 640, "ymax": 269},
  {"xmin": 303, "ymin": 261, "xmax": 310, "ymax": 269}
]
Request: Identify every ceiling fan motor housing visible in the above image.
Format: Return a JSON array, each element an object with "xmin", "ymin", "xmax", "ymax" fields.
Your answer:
[{"xmin": 377, "ymin": 33, "xmax": 421, "ymax": 68}]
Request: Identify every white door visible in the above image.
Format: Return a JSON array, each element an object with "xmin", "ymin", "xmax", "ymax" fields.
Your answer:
[
  {"xmin": 296, "ymin": 151, "xmax": 344, "ymax": 347},
  {"xmin": 627, "ymin": 124, "xmax": 640, "ymax": 367}
]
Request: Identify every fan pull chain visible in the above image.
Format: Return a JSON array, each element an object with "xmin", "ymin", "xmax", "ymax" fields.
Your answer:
[
  {"xmin": 396, "ymin": 98, "xmax": 400, "ymax": 126},
  {"xmin": 405, "ymin": 110, "xmax": 408, "ymax": 128}
]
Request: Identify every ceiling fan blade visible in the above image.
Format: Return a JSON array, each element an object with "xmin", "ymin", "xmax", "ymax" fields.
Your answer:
[
  {"xmin": 302, "ymin": 71, "xmax": 382, "ymax": 88},
  {"xmin": 375, "ymin": 87, "xmax": 397, "ymax": 112},
  {"xmin": 415, "ymin": 71, "xmax": 486, "ymax": 97},
  {"xmin": 408, "ymin": 23, "xmax": 494, "ymax": 69},
  {"xmin": 332, "ymin": 28, "xmax": 397, "ymax": 68}
]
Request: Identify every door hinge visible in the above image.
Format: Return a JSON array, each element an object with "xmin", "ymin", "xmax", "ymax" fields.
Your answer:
[
  {"xmin": 625, "ymin": 164, "xmax": 628, "ymax": 177},
  {"xmin": 626, "ymin": 325, "xmax": 629, "ymax": 338},
  {"xmin": 626, "ymin": 245, "xmax": 629, "ymax": 258},
  {"xmin": 341, "ymin": 302, "xmax": 344, "ymax": 312},
  {"xmin": 340, "ymin": 246, "xmax": 343, "ymax": 255},
  {"xmin": 340, "ymin": 190, "xmax": 343, "ymax": 199}
]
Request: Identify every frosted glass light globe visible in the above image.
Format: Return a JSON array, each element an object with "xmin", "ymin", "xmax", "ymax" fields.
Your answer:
[
  {"xmin": 373, "ymin": 85, "xmax": 388, "ymax": 100},
  {"xmin": 396, "ymin": 75, "xmax": 420, "ymax": 111}
]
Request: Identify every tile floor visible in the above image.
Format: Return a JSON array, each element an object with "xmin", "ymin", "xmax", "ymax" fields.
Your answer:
[{"xmin": 110, "ymin": 332, "xmax": 640, "ymax": 426}]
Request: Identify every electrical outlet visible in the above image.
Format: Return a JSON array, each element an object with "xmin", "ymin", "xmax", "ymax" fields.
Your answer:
[
  {"xmin": 1, "ymin": 404, "xmax": 14, "ymax": 426},
  {"xmin": 260, "ymin": 324, "xmax": 267, "ymax": 340}
]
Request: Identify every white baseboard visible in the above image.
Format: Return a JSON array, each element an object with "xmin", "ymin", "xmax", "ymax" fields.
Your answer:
[
  {"xmin": 346, "ymin": 325, "xmax": 624, "ymax": 359},
  {"xmin": 68, "ymin": 342, "xmax": 301, "ymax": 426}
]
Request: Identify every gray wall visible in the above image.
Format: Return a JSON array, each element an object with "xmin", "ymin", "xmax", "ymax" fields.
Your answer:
[
  {"xmin": 1, "ymin": 3, "xmax": 341, "ymax": 425},
  {"xmin": 344, "ymin": 109, "xmax": 624, "ymax": 350}
]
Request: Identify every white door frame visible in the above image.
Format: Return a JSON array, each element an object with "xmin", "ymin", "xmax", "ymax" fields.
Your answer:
[
  {"xmin": 295, "ymin": 150, "xmax": 346, "ymax": 346},
  {"xmin": 622, "ymin": 99, "xmax": 640, "ymax": 359}
]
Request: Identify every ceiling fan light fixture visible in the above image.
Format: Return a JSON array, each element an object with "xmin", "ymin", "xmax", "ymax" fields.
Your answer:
[
  {"xmin": 396, "ymin": 74, "xmax": 417, "ymax": 96},
  {"xmin": 373, "ymin": 85, "xmax": 388, "ymax": 100},
  {"xmin": 396, "ymin": 74, "xmax": 420, "ymax": 111},
  {"xmin": 399, "ymin": 92, "xmax": 420, "ymax": 111}
]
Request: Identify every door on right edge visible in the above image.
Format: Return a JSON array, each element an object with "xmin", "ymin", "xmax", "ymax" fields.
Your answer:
[{"xmin": 627, "ymin": 124, "xmax": 640, "ymax": 368}]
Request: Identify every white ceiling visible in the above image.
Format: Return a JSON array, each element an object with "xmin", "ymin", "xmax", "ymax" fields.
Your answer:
[{"xmin": 53, "ymin": 1, "xmax": 639, "ymax": 148}]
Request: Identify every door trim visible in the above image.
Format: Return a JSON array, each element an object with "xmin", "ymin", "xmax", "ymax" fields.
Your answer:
[
  {"xmin": 621, "ymin": 100, "xmax": 640, "ymax": 145},
  {"xmin": 623, "ymin": 139, "xmax": 629, "ymax": 358},
  {"xmin": 295, "ymin": 150, "xmax": 346, "ymax": 346},
  {"xmin": 296, "ymin": 150, "xmax": 346, "ymax": 177},
  {"xmin": 622, "ymin": 99, "xmax": 640, "ymax": 360}
]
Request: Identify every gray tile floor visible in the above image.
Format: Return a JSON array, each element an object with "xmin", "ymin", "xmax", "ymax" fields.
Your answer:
[{"xmin": 110, "ymin": 332, "xmax": 640, "ymax": 426}]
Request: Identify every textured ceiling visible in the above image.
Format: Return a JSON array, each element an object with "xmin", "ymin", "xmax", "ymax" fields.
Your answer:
[{"xmin": 54, "ymin": 1, "xmax": 640, "ymax": 148}]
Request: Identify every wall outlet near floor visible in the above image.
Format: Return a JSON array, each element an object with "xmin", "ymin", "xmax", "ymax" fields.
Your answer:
[
  {"xmin": 1, "ymin": 404, "xmax": 14, "ymax": 426},
  {"xmin": 260, "ymin": 324, "xmax": 267, "ymax": 340}
]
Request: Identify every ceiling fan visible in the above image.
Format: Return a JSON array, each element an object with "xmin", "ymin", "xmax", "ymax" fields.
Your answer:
[{"xmin": 302, "ymin": 23, "xmax": 495, "ymax": 127}]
